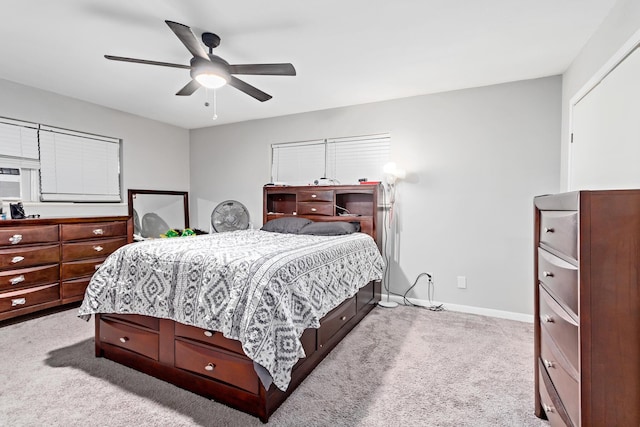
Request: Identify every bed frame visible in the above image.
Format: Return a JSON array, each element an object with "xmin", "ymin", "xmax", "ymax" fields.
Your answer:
[{"xmin": 93, "ymin": 185, "xmax": 383, "ymax": 422}]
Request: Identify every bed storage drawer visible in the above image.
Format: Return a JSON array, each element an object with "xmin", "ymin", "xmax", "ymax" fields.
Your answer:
[
  {"xmin": 539, "ymin": 211, "xmax": 578, "ymax": 260},
  {"xmin": 62, "ymin": 237, "xmax": 127, "ymax": 261},
  {"xmin": 539, "ymin": 287, "xmax": 578, "ymax": 372},
  {"xmin": 0, "ymin": 264, "xmax": 59, "ymax": 290},
  {"xmin": 0, "ymin": 225, "xmax": 59, "ymax": 247},
  {"xmin": 0, "ymin": 244, "xmax": 59, "ymax": 269},
  {"xmin": 318, "ymin": 297, "xmax": 356, "ymax": 348},
  {"xmin": 356, "ymin": 281, "xmax": 375, "ymax": 312},
  {"xmin": 175, "ymin": 340, "xmax": 259, "ymax": 394},
  {"xmin": 61, "ymin": 221, "xmax": 127, "ymax": 241},
  {"xmin": 0, "ymin": 283, "xmax": 60, "ymax": 313},
  {"xmin": 174, "ymin": 322, "xmax": 245, "ymax": 355},
  {"xmin": 99, "ymin": 318, "xmax": 159, "ymax": 360},
  {"xmin": 101, "ymin": 313, "xmax": 160, "ymax": 330}
]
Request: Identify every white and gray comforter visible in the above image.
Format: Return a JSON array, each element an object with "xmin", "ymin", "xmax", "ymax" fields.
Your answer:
[{"xmin": 78, "ymin": 230, "xmax": 384, "ymax": 391}]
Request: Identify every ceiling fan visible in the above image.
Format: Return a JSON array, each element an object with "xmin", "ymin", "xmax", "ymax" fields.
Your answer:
[{"xmin": 105, "ymin": 20, "xmax": 296, "ymax": 102}]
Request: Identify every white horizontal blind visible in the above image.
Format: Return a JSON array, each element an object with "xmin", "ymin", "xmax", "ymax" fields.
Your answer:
[
  {"xmin": 0, "ymin": 118, "xmax": 40, "ymax": 169},
  {"xmin": 271, "ymin": 140, "xmax": 325, "ymax": 186},
  {"xmin": 39, "ymin": 126, "xmax": 121, "ymax": 202},
  {"xmin": 271, "ymin": 134, "xmax": 390, "ymax": 185},
  {"xmin": 326, "ymin": 134, "xmax": 390, "ymax": 183}
]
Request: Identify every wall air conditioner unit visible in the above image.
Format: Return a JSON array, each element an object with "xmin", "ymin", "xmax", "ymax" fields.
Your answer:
[{"xmin": 0, "ymin": 167, "xmax": 22, "ymax": 200}]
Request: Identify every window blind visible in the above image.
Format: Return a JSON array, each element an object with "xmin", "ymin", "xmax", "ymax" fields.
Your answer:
[
  {"xmin": 39, "ymin": 126, "xmax": 121, "ymax": 202},
  {"xmin": 0, "ymin": 118, "xmax": 40, "ymax": 169},
  {"xmin": 271, "ymin": 133, "xmax": 390, "ymax": 185}
]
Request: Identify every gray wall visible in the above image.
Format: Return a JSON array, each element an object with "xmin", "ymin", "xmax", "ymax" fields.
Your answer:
[
  {"xmin": 190, "ymin": 76, "xmax": 562, "ymax": 316},
  {"xmin": 0, "ymin": 78, "xmax": 190, "ymax": 217},
  {"xmin": 561, "ymin": 0, "xmax": 640, "ymax": 189}
]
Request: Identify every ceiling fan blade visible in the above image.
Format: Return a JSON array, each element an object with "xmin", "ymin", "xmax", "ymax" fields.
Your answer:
[
  {"xmin": 104, "ymin": 55, "xmax": 190, "ymax": 69},
  {"xmin": 228, "ymin": 77, "xmax": 272, "ymax": 102},
  {"xmin": 176, "ymin": 80, "xmax": 200, "ymax": 96},
  {"xmin": 165, "ymin": 20, "xmax": 208, "ymax": 60},
  {"xmin": 228, "ymin": 63, "xmax": 296, "ymax": 76}
]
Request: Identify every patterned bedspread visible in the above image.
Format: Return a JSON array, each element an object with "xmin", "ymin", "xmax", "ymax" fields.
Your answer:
[{"xmin": 78, "ymin": 230, "xmax": 384, "ymax": 391}]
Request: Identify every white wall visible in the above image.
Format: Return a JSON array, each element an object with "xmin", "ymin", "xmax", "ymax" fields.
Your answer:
[
  {"xmin": 0, "ymin": 78, "xmax": 190, "ymax": 217},
  {"xmin": 190, "ymin": 76, "xmax": 562, "ymax": 316},
  {"xmin": 561, "ymin": 0, "xmax": 640, "ymax": 189}
]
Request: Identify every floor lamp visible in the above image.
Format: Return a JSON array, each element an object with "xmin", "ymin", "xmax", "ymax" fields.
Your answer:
[{"xmin": 378, "ymin": 162, "xmax": 405, "ymax": 308}]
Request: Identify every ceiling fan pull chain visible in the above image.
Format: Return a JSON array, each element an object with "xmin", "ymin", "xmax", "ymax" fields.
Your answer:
[{"xmin": 212, "ymin": 89, "xmax": 218, "ymax": 120}]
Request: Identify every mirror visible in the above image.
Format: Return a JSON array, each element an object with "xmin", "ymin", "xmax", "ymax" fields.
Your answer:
[{"xmin": 128, "ymin": 189, "xmax": 189, "ymax": 239}]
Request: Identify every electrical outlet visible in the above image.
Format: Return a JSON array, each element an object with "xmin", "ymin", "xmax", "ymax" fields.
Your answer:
[{"xmin": 457, "ymin": 276, "xmax": 467, "ymax": 289}]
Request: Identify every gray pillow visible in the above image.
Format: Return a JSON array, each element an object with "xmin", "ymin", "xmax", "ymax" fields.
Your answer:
[
  {"xmin": 298, "ymin": 221, "xmax": 359, "ymax": 236},
  {"xmin": 261, "ymin": 217, "xmax": 313, "ymax": 234}
]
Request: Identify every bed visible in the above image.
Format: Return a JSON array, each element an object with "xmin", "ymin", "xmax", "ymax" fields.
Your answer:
[{"xmin": 79, "ymin": 216, "xmax": 384, "ymax": 422}]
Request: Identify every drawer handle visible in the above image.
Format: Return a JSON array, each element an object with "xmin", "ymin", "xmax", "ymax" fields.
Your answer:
[
  {"xmin": 204, "ymin": 363, "xmax": 216, "ymax": 372},
  {"xmin": 93, "ymin": 228, "xmax": 104, "ymax": 235},
  {"xmin": 543, "ymin": 404, "xmax": 554, "ymax": 413},
  {"xmin": 340, "ymin": 316, "xmax": 347, "ymax": 321},
  {"xmin": 203, "ymin": 330, "xmax": 214, "ymax": 337},
  {"xmin": 311, "ymin": 208, "xmax": 317, "ymax": 212},
  {"xmin": 544, "ymin": 227, "xmax": 554, "ymax": 233},
  {"xmin": 542, "ymin": 271, "xmax": 554, "ymax": 277},
  {"xmin": 543, "ymin": 314, "xmax": 554, "ymax": 323},
  {"xmin": 93, "ymin": 245, "xmax": 104, "ymax": 252},
  {"xmin": 311, "ymin": 194, "xmax": 317, "ymax": 198},
  {"xmin": 119, "ymin": 337, "xmax": 129, "ymax": 343},
  {"xmin": 11, "ymin": 256, "xmax": 25, "ymax": 264},
  {"xmin": 543, "ymin": 359, "xmax": 554, "ymax": 369},
  {"xmin": 94, "ymin": 264, "xmax": 103, "ymax": 270},
  {"xmin": 10, "ymin": 275, "xmax": 25, "ymax": 285},
  {"xmin": 9, "ymin": 234, "xmax": 22, "ymax": 244},
  {"xmin": 11, "ymin": 298, "xmax": 26, "ymax": 306}
]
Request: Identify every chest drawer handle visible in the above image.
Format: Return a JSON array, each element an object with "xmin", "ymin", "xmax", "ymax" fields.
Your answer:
[
  {"xmin": 11, "ymin": 298, "xmax": 26, "ymax": 306},
  {"xmin": 543, "ymin": 314, "xmax": 554, "ymax": 323},
  {"xmin": 543, "ymin": 359, "xmax": 554, "ymax": 369},
  {"xmin": 542, "ymin": 271, "xmax": 554, "ymax": 277},
  {"xmin": 311, "ymin": 194, "xmax": 317, "ymax": 198},
  {"xmin": 340, "ymin": 316, "xmax": 347, "ymax": 321},
  {"xmin": 543, "ymin": 404, "xmax": 554, "ymax": 413},
  {"xmin": 119, "ymin": 337, "xmax": 129, "ymax": 343},
  {"xmin": 10, "ymin": 275, "xmax": 25, "ymax": 285},
  {"xmin": 311, "ymin": 208, "xmax": 317, "ymax": 212},
  {"xmin": 93, "ymin": 245, "xmax": 104, "ymax": 252},
  {"xmin": 93, "ymin": 228, "xmax": 104, "ymax": 235},
  {"xmin": 94, "ymin": 264, "xmax": 103, "ymax": 270},
  {"xmin": 204, "ymin": 363, "xmax": 216, "ymax": 371},
  {"xmin": 544, "ymin": 227, "xmax": 554, "ymax": 233},
  {"xmin": 203, "ymin": 330, "xmax": 214, "ymax": 337},
  {"xmin": 11, "ymin": 256, "xmax": 25, "ymax": 264},
  {"xmin": 9, "ymin": 234, "xmax": 22, "ymax": 244}
]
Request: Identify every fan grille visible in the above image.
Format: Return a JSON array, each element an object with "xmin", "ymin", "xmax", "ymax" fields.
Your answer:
[{"xmin": 211, "ymin": 200, "xmax": 250, "ymax": 232}]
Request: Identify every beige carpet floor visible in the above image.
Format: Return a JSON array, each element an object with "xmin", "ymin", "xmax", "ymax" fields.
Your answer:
[{"xmin": 0, "ymin": 305, "xmax": 547, "ymax": 427}]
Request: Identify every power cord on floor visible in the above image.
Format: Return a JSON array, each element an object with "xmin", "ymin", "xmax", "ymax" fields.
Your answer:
[{"xmin": 402, "ymin": 272, "xmax": 444, "ymax": 311}]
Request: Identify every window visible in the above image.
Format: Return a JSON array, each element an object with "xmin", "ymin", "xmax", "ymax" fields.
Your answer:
[
  {"xmin": 0, "ymin": 116, "xmax": 122, "ymax": 202},
  {"xmin": 271, "ymin": 134, "xmax": 390, "ymax": 186}
]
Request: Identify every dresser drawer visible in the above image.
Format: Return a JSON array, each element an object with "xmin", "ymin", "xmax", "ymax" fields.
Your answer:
[
  {"xmin": 297, "ymin": 202, "xmax": 334, "ymax": 216},
  {"xmin": 61, "ymin": 277, "xmax": 91, "ymax": 302},
  {"xmin": 539, "ymin": 368, "xmax": 570, "ymax": 427},
  {"xmin": 298, "ymin": 190, "xmax": 333, "ymax": 202},
  {"xmin": 61, "ymin": 257, "xmax": 106, "ymax": 280},
  {"xmin": 538, "ymin": 248, "xmax": 578, "ymax": 318},
  {"xmin": 61, "ymin": 221, "xmax": 127, "ymax": 241},
  {"xmin": 539, "ymin": 287, "xmax": 579, "ymax": 372},
  {"xmin": 62, "ymin": 237, "xmax": 127, "ymax": 261},
  {"xmin": 0, "ymin": 225, "xmax": 59, "ymax": 247},
  {"xmin": 539, "ymin": 211, "xmax": 578, "ymax": 260},
  {"xmin": 99, "ymin": 318, "xmax": 159, "ymax": 360},
  {"xmin": 0, "ymin": 283, "xmax": 59, "ymax": 313},
  {"xmin": 541, "ymin": 328, "xmax": 579, "ymax": 427},
  {"xmin": 174, "ymin": 322, "xmax": 244, "ymax": 355},
  {"xmin": 0, "ymin": 244, "xmax": 59, "ymax": 270},
  {"xmin": 318, "ymin": 297, "xmax": 357, "ymax": 348},
  {"xmin": 0, "ymin": 264, "xmax": 59, "ymax": 291},
  {"xmin": 175, "ymin": 340, "xmax": 259, "ymax": 394}
]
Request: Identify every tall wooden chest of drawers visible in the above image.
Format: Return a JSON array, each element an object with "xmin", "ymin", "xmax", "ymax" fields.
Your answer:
[
  {"xmin": 0, "ymin": 216, "xmax": 131, "ymax": 322},
  {"xmin": 534, "ymin": 191, "xmax": 640, "ymax": 427}
]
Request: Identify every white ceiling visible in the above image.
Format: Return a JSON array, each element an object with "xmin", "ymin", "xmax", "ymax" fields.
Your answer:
[{"xmin": 0, "ymin": 1, "xmax": 616, "ymax": 130}]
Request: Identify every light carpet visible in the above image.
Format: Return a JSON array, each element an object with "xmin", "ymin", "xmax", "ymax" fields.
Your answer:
[{"xmin": 0, "ymin": 305, "xmax": 547, "ymax": 426}]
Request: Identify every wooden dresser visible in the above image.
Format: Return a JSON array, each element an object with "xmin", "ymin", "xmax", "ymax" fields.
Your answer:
[
  {"xmin": 263, "ymin": 184, "xmax": 381, "ymax": 247},
  {"xmin": 0, "ymin": 216, "xmax": 132, "ymax": 322},
  {"xmin": 534, "ymin": 190, "xmax": 640, "ymax": 427}
]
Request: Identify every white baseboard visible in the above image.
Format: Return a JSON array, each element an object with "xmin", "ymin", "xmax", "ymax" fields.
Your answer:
[{"xmin": 381, "ymin": 294, "xmax": 534, "ymax": 323}]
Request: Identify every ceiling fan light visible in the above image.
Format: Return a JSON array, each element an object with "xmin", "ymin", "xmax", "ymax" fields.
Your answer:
[{"xmin": 195, "ymin": 72, "xmax": 228, "ymax": 89}]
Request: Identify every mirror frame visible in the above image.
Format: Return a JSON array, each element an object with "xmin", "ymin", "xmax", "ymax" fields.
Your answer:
[{"xmin": 127, "ymin": 189, "xmax": 190, "ymax": 234}]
